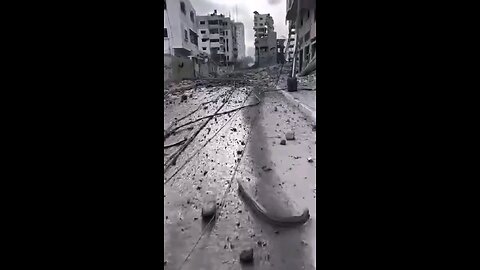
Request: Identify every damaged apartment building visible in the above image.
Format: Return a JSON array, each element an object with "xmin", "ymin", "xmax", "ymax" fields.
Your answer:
[
  {"xmin": 253, "ymin": 12, "xmax": 277, "ymax": 67},
  {"xmin": 164, "ymin": 0, "xmax": 224, "ymax": 83},
  {"xmin": 286, "ymin": 0, "xmax": 316, "ymax": 75},
  {"xmin": 164, "ymin": 0, "xmax": 198, "ymax": 58},
  {"xmin": 164, "ymin": 0, "xmax": 204, "ymax": 82},
  {"xmin": 197, "ymin": 10, "xmax": 240, "ymax": 66}
]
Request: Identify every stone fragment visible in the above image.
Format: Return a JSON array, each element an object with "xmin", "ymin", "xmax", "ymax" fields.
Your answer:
[
  {"xmin": 201, "ymin": 199, "xmax": 217, "ymax": 219},
  {"xmin": 285, "ymin": 131, "xmax": 295, "ymax": 140},
  {"xmin": 239, "ymin": 248, "xmax": 254, "ymax": 264}
]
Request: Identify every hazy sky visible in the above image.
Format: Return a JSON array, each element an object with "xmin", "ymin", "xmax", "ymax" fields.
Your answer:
[{"xmin": 193, "ymin": 0, "xmax": 287, "ymax": 58}]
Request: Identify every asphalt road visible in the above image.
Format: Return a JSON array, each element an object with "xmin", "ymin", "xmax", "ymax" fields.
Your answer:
[{"xmin": 164, "ymin": 68, "xmax": 316, "ymax": 270}]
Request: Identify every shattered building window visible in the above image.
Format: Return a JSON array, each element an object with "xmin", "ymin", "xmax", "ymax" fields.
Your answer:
[
  {"xmin": 184, "ymin": 29, "xmax": 188, "ymax": 41},
  {"xmin": 189, "ymin": 29, "xmax": 198, "ymax": 46},
  {"xmin": 164, "ymin": 28, "xmax": 168, "ymax": 37}
]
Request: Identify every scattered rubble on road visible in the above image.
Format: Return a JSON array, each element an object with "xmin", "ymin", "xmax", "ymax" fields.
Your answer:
[{"xmin": 164, "ymin": 65, "xmax": 316, "ymax": 270}]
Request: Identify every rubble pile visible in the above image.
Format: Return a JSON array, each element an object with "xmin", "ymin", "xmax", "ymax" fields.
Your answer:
[{"xmin": 297, "ymin": 73, "xmax": 316, "ymax": 90}]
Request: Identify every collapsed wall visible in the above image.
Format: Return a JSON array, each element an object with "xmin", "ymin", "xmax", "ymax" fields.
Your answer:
[{"xmin": 253, "ymin": 12, "xmax": 277, "ymax": 67}]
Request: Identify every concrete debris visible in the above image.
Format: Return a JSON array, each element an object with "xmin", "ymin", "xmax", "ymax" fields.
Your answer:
[
  {"xmin": 257, "ymin": 240, "xmax": 267, "ymax": 247},
  {"xmin": 297, "ymin": 72, "xmax": 316, "ymax": 90},
  {"xmin": 280, "ymin": 139, "xmax": 286, "ymax": 145},
  {"xmin": 285, "ymin": 131, "xmax": 295, "ymax": 140},
  {"xmin": 307, "ymin": 157, "xmax": 313, "ymax": 163},
  {"xmin": 239, "ymin": 248, "xmax": 254, "ymax": 264},
  {"xmin": 202, "ymin": 200, "xmax": 217, "ymax": 219},
  {"xmin": 262, "ymin": 166, "xmax": 272, "ymax": 172}
]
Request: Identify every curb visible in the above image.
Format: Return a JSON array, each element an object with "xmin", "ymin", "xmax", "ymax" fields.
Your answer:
[{"xmin": 280, "ymin": 90, "xmax": 316, "ymax": 124}]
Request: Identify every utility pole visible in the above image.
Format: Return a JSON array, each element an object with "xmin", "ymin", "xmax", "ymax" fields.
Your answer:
[{"xmin": 291, "ymin": 0, "xmax": 301, "ymax": 77}]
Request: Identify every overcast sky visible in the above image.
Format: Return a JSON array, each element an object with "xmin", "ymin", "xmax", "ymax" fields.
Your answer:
[{"xmin": 193, "ymin": 0, "xmax": 287, "ymax": 58}]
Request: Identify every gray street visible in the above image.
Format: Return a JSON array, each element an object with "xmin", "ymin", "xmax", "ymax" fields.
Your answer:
[{"xmin": 164, "ymin": 66, "xmax": 316, "ymax": 270}]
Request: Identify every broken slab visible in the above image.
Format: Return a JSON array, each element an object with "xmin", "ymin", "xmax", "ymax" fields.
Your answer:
[
  {"xmin": 239, "ymin": 248, "xmax": 254, "ymax": 264},
  {"xmin": 201, "ymin": 199, "xmax": 217, "ymax": 219},
  {"xmin": 285, "ymin": 131, "xmax": 295, "ymax": 140}
]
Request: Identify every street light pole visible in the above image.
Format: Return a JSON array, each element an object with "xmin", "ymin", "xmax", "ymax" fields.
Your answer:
[{"xmin": 291, "ymin": 0, "xmax": 301, "ymax": 77}]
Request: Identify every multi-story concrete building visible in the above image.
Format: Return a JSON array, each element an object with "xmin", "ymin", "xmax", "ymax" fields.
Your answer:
[
  {"xmin": 286, "ymin": 0, "xmax": 316, "ymax": 73},
  {"xmin": 163, "ymin": 0, "xmax": 199, "ymax": 57},
  {"xmin": 234, "ymin": 22, "xmax": 246, "ymax": 59},
  {"xmin": 197, "ymin": 10, "xmax": 238, "ymax": 66},
  {"xmin": 253, "ymin": 11, "xmax": 277, "ymax": 67}
]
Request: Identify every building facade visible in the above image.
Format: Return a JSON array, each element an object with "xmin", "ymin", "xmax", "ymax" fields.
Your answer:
[
  {"xmin": 253, "ymin": 11, "xmax": 277, "ymax": 67},
  {"xmin": 234, "ymin": 22, "xmax": 246, "ymax": 59},
  {"xmin": 286, "ymin": 0, "xmax": 316, "ymax": 73},
  {"xmin": 164, "ymin": 0, "xmax": 199, "ymax": 57},
  {"xmin": 277, "ymin": 37, "xmax": 286, "ymax": 64},
  {"xmin": 197, "ymin": 10, "xmax": 238, "ymax": 66}
]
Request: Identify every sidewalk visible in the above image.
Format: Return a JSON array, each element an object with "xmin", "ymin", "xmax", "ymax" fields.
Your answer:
[{"xmin": 275, "ymin": 76, "xmax": 316, "ymax": 125}]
